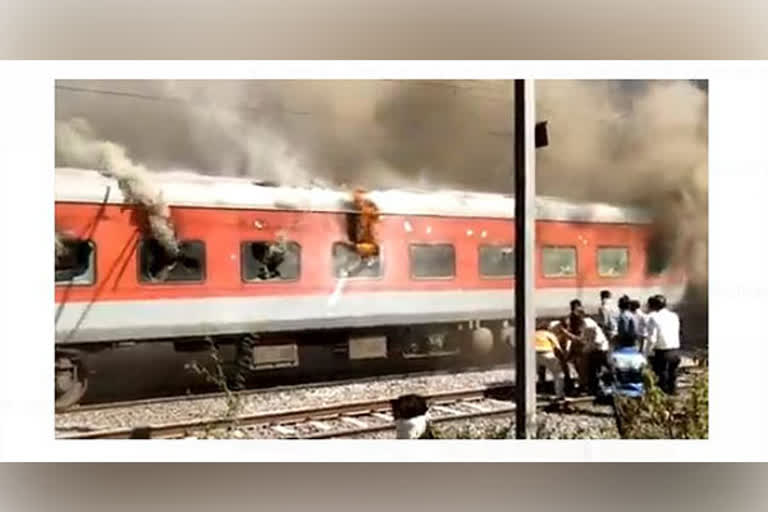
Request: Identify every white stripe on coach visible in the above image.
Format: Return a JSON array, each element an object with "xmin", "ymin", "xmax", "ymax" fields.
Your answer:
[{"xmin": 55, "ymin": 286, "xmax": 686, "ymax": 344}]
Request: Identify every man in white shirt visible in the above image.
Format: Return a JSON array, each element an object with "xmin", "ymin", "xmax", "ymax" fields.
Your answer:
[
  {"xmin": 645, "ymin": 294, "xmax": 682, "ymax": 394},
  {"xmin": 629, "ymin": 299, "xmax": 649, "ymax": 354},
  {"xmin": 597, "ymin": 290, "xmax": 619, "ymax": 343}
]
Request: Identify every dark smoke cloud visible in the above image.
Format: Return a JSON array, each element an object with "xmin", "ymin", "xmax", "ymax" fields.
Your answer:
[{"xmin": 55, "ymin": 79, "xmax": 707, "ymax": 285}]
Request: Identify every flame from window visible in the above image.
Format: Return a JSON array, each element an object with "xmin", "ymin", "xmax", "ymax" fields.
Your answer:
[{"xmin": 350, "ymin": 188, "xmax": 380, "ymax": 259}]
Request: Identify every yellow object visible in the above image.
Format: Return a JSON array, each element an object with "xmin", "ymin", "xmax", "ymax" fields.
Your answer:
[{"xmin": 534, "ymin": 330, "xmax": 560, "ymax": 353}]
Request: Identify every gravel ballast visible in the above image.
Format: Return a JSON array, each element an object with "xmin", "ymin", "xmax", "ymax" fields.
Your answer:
[{"xmin": 56, "ymin": 367, "xmax": 513, "ymax": 435}]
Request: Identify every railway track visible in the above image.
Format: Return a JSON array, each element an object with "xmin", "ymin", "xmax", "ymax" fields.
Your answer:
[
  {"xmin": 57, "ymin": 375, "xmax": 698, "ymax": 440},
  {"xmin": 58, "ymin": 385, "xmax": 515, "ymax": 439},
  {"xmin": 63, "ymin": 363, "xmax": 513, "ymax": 413},
  {"xmin": 66, "ymin": 358, "xmax": 702, "ymax": 415}
]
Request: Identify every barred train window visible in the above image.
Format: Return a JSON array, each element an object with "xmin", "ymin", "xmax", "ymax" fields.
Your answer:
[
  {"xmin": 410, "ymin": 244, "xmax": 455, "ymax": 279},
  {"xmin": 597, "ymin": 247, "xmax": 629, "ymax": 277},
  {"xmin": 139, "ymin": 239, "xmax": 205, "ymax": 283},
  {"xmin": 542, "ymin": 246, "xmax": 577, "ymax": 277},
  {"xmin": 56, "ymin": 240, "xmax": 95, "ymax": 285},
  {"xmin": 333, "ymin": 242, "xmax": 382, "ymax": 278},
  {"xmin": 479, "ymin": 245, "xmax": 515, "ymax": 278},
  {"xmin": 242, "ymin": 241, "xmax": 300, "ymax": 281}
]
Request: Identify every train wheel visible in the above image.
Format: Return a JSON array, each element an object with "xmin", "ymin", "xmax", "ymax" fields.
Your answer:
[
  {"xmin": 55, "ymin": 352, "xmax": 88, "ymax": 411},
  {"xmin": 470, "ymin": 327, "xmax": 494, "ymax": 355}
]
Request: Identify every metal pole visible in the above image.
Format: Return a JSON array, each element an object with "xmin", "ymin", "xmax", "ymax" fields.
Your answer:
[{"xmin": 514, "ymin": 79, "xmax": 537, "ymax": 439}]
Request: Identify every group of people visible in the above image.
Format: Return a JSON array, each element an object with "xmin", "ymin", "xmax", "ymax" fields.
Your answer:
[{"xmin": 534, "ymin": 289, "xmax": 682, "ymax": 400}]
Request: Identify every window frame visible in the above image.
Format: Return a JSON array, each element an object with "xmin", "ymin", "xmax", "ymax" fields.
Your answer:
[
  {"xmin": 541, "ymin": 245, "xmax": 578, "ymax": 279},
  {"xmin": 331, "ymin": 241, "xmax": 385, "ymax": 281},
  {"xmin": 55, "ymin": 239, "xmax": 97, "ymax": 287},
  {"xmin": 240, "ymin": 240, "xmax": 302, "ymax": 284},
  {"xmin": 478, "ymin": 243, "xmax": 515, "ymax": 279},
  {"xmin": 596, "ymin": 245, "xmax": 630, "ymax": 278},
  {"xmin": 408, "ymin": 243, "xmax": 457, "ymax": 281},
  {"xmin": 137, "ymin": 238, "xmax": 207, "ymax": 285}
]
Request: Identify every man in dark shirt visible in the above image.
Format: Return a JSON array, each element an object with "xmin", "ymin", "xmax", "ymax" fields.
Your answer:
[{"xmin": 617, "ymin": 294, "xmax": 639, "ymax": 349}]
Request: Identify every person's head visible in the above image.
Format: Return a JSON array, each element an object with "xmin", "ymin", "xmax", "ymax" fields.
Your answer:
[
  {"xmin": 629, "ymin": 299, "xmax": 641, "ymax": 313},
  {"xmin": 600, "ymin": 290, "xmax": 611, "ymax": 302},
  {"xmin": 618, "ymin": 294, "xmax": 631, "ymax": 311},
  {"xmin": 647, "ymin": 294, "xmax": 667, "ymax": 312},
  {"xmin": 391, "ymin": 394, "xmax": 430, "ymax": 439},
  {"xmin": 569, "ymin": 299, "xmax": 582, "ymax": 312},
  {"xmin": 569, "ymin": 309, "xmax": 585, "ymax": 334}
]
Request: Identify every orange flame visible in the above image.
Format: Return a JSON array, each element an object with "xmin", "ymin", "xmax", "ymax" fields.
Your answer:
[{"xmin": 351, "ymin": 188, "xmax": 380, "ymax": 258}]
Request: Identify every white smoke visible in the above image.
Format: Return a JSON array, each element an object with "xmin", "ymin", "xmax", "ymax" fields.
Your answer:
[{"xmin": 55, "ymin": 118, "xmax": 180, "ymax": 258}]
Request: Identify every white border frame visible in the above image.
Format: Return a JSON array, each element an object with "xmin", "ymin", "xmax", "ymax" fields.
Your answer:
[{"xmin": 1, "ymin": 60, "xmax": 766, "ymax": 462}]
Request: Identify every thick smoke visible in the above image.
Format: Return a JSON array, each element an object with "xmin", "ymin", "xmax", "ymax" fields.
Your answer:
[
  {"xmin": 536, "ymin": 80, "xmax": 708, "ymax": 287},
  {"xmin": 55, "ymin": 79, "xmax": 707, "ymax": 286},
  {"xmin": 55, "ymin": 117, "xmax": 180, "ymax": 259},
  {"xmin": 55, "ymin": 80, "xmax": 516, "ymax": 190}
]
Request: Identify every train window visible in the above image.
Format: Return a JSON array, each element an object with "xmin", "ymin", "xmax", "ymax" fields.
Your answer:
[
  {"xmin": 332, "ymin": 242, "xmax": 382, "ymax": 278},
  {"xmin": 55, "ymin": 239, "xmax": 95, "ymax": 285},
  {"xmin": 479, "ymin": 245, "xmax": 514, "ymax": 278},
  {"xmin": 410, "ymin": 244, "xmax": 455, "ymax": 279},
  {"xmin": 139, "ymin": 239, "xmax": 205, "ymax": 283},
  {"xmin": 242, "ymin": 241, "xmax": 300, "ymax": 282},
  {"xmin": 646, "ymin": 232, "xmax": 670, "ymax": 275},
  {"xmin": 542, "ymin": 246, "xmax": 577, "ymax": 278},
  {"xmin": 597, "ymin": 247, "xmax": 629, "ymax": 277}
]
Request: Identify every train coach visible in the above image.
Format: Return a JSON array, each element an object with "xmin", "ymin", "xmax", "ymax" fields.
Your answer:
[{"xmin": 54, "ymin": 167, "xmax": 686, "ymax": 408}]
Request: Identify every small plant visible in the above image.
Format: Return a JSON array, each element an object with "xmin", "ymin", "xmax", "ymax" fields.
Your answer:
[
  {"xmin": 184, "ymin": 338, "xmax": 245, "ymax": 439},
  {"xmin": 614, "ymin": 363, "xmax": 708, "ymax": 439}
]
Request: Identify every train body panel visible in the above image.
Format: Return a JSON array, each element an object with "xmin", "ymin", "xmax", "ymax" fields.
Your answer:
[{"xmin": 55, "ymin": 168, "xmax": 684, "ymax": 345}]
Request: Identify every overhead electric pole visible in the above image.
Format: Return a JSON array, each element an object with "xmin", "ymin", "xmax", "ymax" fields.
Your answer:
[{"xmin": 514, "ymin": 79, "xmax": 537, "ymax": 439}]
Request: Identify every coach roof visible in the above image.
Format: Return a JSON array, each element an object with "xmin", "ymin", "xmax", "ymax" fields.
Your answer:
[{"xmin": 54, "ymin": 167, "xmax": 653, "ymax": 224}]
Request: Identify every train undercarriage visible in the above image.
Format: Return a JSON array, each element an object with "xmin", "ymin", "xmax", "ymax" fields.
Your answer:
[{"xmin": 54, "ymin": 319, "xmax": 517, "ymax": 411}]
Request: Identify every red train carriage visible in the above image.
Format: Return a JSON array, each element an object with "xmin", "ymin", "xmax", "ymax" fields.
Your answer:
[{"xmin": 54, "ymin": 168, "xmax": 685, "ymax": 408}]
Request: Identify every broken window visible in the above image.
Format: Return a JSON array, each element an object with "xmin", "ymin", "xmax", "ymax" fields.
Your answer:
[
  {"xmin": 55, "ymin": 240, "xmax": 95, "ymax": 285},
  {"xmin": 333, "ymin": 242, "xmax": 382, "ymax": 278},
  {"xmin": 542, "ymin": 246, "xmax": 577, "ymax": 278},
  {"xmin": 479, "ymin": 245, "xmax": 515, "ymax": 278},
  {"xmin": 597, "ymin": 247, "xmax": 629, "ymax": 277},
  {"xmin": 410, "ymin": 244, "xmax": 455, "ymax": 279},
  {"xmin": 139, "ymin": 239, "xmax": 205, "ymax": 283},
  {"xmin": 242, "ymin": 241, "xmax": 300, "ymax": 281}
]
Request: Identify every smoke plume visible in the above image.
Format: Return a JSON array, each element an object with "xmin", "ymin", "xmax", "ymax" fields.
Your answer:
[
  {"xmin": 55, "ymin": 117, "xmax": 180, "ymax": 259},
  {"xmin": 55, "ymin": 79, "xmax": 707, "ymax": 286},
  {"xmin": 536, "ymin": 80, "xmax": 708, "ymax": 287}
]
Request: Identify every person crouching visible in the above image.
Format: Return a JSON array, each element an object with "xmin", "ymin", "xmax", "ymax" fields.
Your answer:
[
  {"xmin": 391, "ymin": 394, "xmax": 434, "ymax": 439},
  {"xmin": 559, "ymin": 308, "xmax": 611, "ymax": 396},
  {"xmin": 534, "ymin": 328, "xmax": 566, "ymax": 399},
  {"xmin": 607, "ymin": 329, "xmax": 649, "ymax": 399}
]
